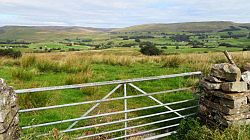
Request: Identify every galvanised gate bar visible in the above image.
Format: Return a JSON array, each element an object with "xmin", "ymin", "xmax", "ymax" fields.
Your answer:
[{"xmin": 15, "ymin": 71, "xmax": 202, "ymax": 139}]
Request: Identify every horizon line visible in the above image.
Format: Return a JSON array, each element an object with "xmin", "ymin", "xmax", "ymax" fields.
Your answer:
[{"xmin": 1, "ymin": 20, "xmax": 249, "ymax": 29}]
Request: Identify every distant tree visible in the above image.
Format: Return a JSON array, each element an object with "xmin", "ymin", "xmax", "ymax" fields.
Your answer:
[
  {"xmin": 197, "ymin": 34, "xmax": 208, "ymax": 39},
  {"xmin": 243, "ymin": 46, "xmax": 250, "ymax": 51},
  {"xmin": 135, "ymin": 38, "xmax": 140, "ymax": 43},
  {"xmin": 94, "ymin": 41, "xmax": 113, "ymax": 50},
  {"xmin": 219, "ymin": 43, "xmax": 234, "ymax": 47},
  {"xmin": 122, "ymin": 36, "xmax": 129, "ymax": 40},
  {"xmin": 94, "ymin": 44, "xmax": 100, "ymax": 49},
  {"xmin": 81, "ymin": 39, "xmax": 92, "ymax": 42},
  {"xmin": 120, "ymin": 42, "xmax": 136, "ymax": 47},
  {"xmin": 170, "ymin": 34, "xmax": 190, "ymax": 42},
  {"xmin": 188, "ymin": 40, "xmax": 204, "ymax": 48},
  {"xmin": 248, "ymin": 32, "xmax": 250, "ymax": 39},
  {"xmin": 64, "ymin": 38, "xmax": 70, "ymax": 42},
  {"xmin": 228, "ymin": 32, "xmax": 233, "ymax": 38},
  {"xmin": 176, "ymin": 45, "xmax": 180, "ymax": 49},
  {"xmin": 68, "ymin": 48, "xmax": 80, "ymax": 51},
  {"xmin": 106, "ymin": 41, "xmax": 114, "ymax": 47},
  {"xmin": 139, "ymin": 41, "xmax": 162, "ymax": 56}
]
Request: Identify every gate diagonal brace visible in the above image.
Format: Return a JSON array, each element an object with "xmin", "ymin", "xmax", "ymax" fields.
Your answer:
[
  {"xmin": 128, "ymin": 83, "xmax": 183, "ymax": 117},
  {"xmin": 66, "ymin": 84, "xmax": 122, "ymax": 130}
]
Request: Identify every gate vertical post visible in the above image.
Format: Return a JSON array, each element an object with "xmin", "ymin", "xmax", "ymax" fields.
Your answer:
[
  {"xmin": 124, "ymin": 83, "xmax": 128, "ymax": 139},
  {"xmin": 0, "ymin": 79, "xmax": 19, "ymax": 140}
]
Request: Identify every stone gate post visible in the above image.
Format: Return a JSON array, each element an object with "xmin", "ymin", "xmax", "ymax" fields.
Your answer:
[
  {"xmin": 199, "ymin": 63, "xmax": 250, "ymax": 128},
  {"xmin": 0, "ymin": 79, "xmax": 19, "ymax": 140}
]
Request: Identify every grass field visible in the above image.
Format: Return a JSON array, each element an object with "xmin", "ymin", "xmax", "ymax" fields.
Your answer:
[{"xmin": 1, "ymin": 48, "xmax": 250, "ymax": 139}]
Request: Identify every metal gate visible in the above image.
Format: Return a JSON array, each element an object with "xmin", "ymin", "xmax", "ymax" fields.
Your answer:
[{"xmin": 15, "ymin": 71, "xmax": 202, "ymax": 139}]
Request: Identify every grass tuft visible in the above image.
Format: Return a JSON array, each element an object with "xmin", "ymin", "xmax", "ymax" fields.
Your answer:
[
  {"xmin": 11, "ymin": 68, "xmax": 34, "ymax": 81},
  {"xmin": 21, "ymin": 55, "xmax": 37, "ymax": 68},
  {"xmin": 1, "ymin": 58, "xmax": 20, "ymax": 66},
  {"xmin": 162, "ymin": 56, "xmax": 184, "ymax": 68},
  {"xmin": 18, "ymin": 92, "xmax": 52, "ymax": 109},
  {"xmin": 36, "ymin": 59, "xmax": 61, "ymax": 73},
  {"xmin": 64, "ymin": 70, "xmax": 93, "ymax": 85}
]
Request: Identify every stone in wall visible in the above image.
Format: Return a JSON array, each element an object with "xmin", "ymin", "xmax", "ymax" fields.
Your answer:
[
  {"xmin": 219, "ymin": 97, "xmax": 247, "ymax": 109},
  {"xmin": 200, "ymin": 80, "xmax": 221, "ymax": 90},
  {"xmin": 205, "ymin": 76, "xmax": 223, "ymax": 83},
  {"xmin": 200, "ymin": 97, "xmax": 250, "ymax": 115},
  {"xmin": 210, "ymin": 63, "xmax": 241, "ymax": 82},
  {"xmin": 242, "ymin": 71, "xmax": 250, "ymax": 90},
  {"xmin": 204, "ymin": 90, "xmax": 248, "ymax": 100},
  {"xmin": 221, "ymin": 82, "xmax": 248, "ymax": 93}
]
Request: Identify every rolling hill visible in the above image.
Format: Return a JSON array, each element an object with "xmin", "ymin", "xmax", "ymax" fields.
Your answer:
[
  {"xmin": 0, "ymin": 21, "xmax": 249, "ymax": 42},
  {"xmin": 112, "ymin": 21, "xmax": 250, "ymax": 33},
  {"xmin": 0, "ymin": 26, "xmax": 111, "ymax": 42}
]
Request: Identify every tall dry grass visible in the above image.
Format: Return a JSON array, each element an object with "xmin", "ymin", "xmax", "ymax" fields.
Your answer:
[
  {"xmin": 11, "ymin": 68, "xmax": 39, "ymax": 81},
  {"xmin": 0, "ymin": 57, "xmax": 20, "ymax": 66},
  {"xmin": 20, "ymin": 55, "xmax": 37, "ymax": 68},
  {"xmin": 17, "ymin": 53, "xmax": 92, "ymax": 73},
  {"xmin": 64, "ymin": 70, "xmax": 93, "ymax": 85},
  {"xmin": 3, "ymin": 51, "xmax": 250, "ymax": 77}
]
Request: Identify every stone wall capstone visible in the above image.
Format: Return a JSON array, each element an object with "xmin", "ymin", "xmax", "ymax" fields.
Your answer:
[
  {"xmin": 0, "ymin": 78, "xmax": 19, "ymax": 140},
  {"xmin": 199, "ymin": 63, "xmax": 250, "ymax": 128}
]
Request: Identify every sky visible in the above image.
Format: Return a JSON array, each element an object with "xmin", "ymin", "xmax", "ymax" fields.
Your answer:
[{"xmin": 0, "ymin": 0, "xmax": 249, "ymax": 28}]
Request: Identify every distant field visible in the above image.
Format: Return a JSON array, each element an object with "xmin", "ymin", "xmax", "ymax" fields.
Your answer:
[
  {"xmin": 221, "ymin": 38, "xmax": 250, "ymax": 46},
  {"xmin": 0, "ymin": 21, "xmax": 249, "ymax": 56},
  {"xmin": 161, "ymin": 46, "xmax": 242, "ymax": 54},
  {"xmin": 29, "ymin": 42, "xmax": 91, "ymax": 50}
]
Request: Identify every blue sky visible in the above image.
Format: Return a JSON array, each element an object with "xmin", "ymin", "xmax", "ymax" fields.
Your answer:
[{"xmin": 0, "ymin": 0, "xmax": 249, "ymax": 28}]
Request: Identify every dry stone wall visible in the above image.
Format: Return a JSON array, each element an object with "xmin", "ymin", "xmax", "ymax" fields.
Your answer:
[
  {"xmin": 0, "ymin": 79, "xmax": 19, "ymax": 140},
  {"xmin": 199, "ymin": 63, "xmax": 250, "ymax": 128}
]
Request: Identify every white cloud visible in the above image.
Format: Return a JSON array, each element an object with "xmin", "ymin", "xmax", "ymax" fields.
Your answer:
[{"xmin": 0, "ymin": 0, "xmax": 249, "ymax": 27}]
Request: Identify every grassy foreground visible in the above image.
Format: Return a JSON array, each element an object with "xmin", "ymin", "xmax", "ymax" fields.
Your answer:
[
  {"xmin": 171, "ymin": 118, "xmax": 250, "ymax": 140},
  {"xmin": 0, "ymin": 49, "xmax": 250, "ymax": 139}
]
